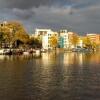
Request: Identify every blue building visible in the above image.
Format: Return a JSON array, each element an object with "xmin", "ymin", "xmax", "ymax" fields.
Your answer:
[
  {"xmin": 59, "ymin": 36, "xmax": 64, "ymax": 48},
  {"xmin": 58, "ymin": 30, "xmax": 69, "ymax": 48}
]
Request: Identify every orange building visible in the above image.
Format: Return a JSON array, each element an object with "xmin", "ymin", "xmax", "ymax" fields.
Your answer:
[{"xmin": 87, "ymin": 33, "xmax": 100, "ymax": 45}]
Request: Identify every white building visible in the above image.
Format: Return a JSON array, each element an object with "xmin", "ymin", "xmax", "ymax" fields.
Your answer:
[{"xmin": 35, "ymin": 29, "xmax": 57, "ymax": 50}]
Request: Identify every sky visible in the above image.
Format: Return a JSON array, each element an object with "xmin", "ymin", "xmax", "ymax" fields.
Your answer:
[{"xmin": 0, "ymin": 0, "xmax": 100, "ymax": 34}]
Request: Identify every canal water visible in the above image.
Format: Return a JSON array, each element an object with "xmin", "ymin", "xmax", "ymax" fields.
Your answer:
[{"xmin": 0, "ymin": 52, "xmax": 100, "ymax": 100}]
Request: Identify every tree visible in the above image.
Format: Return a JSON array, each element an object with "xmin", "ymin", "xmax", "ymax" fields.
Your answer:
[
  {"xmin": 15, "ymin": 32, "xmax": 29, "ymax": 44},
  {"xmin": 82, "ymin": 37, "xmax": 92, "ymax": 49},
  {"xmin": 69, "ymin": 33, "xmax": 79, "ymax": 48},
  {"xmin": 0, "ymin": 24, "xmax": 13, "ymax": 48},
  {"xmin": 0, "ymin": 32, "xmax": 5, "ymax": 48},
  {"xmin": 0, "ymin": 21, "xmax": 30, "ymax": 48},
  {"xmin": 91, "ymin": 42, "xmax": 97, "ymax": 50},
  {"xmin": 28, "ymin": 36, "xmax": 42, "ymax": 48},
  {"xmin": 7, "ymin": 21, "xmax": 29, "ymax": 44},
  {"xmin": 49, "ymin": 35, "xmax": 58, "ymax": 50}
]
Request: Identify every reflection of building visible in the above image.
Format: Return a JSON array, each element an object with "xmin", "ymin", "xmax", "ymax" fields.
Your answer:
[
  {"xmin": 42, "ymin": 52, "xmax": 56, "ymax": 65},
  {"xmin": 64, "ymin": 53, "xmax": 84, "ymax": 66},
  {"xmin": 35, "ymin": 29, "xmax": 57, "ymax": 50},
  {"xmin": 63, "ymin": 53, "xmax": 75, "ymax": 65}
]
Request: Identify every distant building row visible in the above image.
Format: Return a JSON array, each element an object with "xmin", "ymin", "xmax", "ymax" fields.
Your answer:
[{"xmin": 31, "ymin": 29, "xmax": 100, "ymax": 50}]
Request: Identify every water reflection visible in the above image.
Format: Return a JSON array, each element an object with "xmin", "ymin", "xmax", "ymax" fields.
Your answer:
[
  {"xmin": 0, "ymin": 52, "xmax": 100, "ymax": 66},
  {"xmin": 0, "ymin": 52, "xmax": 100, "ymax": 100}
]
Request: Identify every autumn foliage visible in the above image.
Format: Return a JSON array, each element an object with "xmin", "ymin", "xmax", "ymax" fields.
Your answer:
[{"xmin": 0, "ymin": 21, "xmax": 29, "ymax": 48}]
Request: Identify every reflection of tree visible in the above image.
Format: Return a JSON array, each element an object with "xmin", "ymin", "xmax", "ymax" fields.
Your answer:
[{"xmin": 84, "ymin": 52, "xmax": 96, "ymax": 65}]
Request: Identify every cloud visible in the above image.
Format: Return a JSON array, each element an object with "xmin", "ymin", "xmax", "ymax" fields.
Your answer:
[
  {"xmin": 12, "ymin": 8, "xmax": 35, "ymax": 19},
  {"xmin": 0, "ymin": 0, "xmax": 68, "ymax": 9},
  {"xmin": 0, "ymin": 0, "xmax": 99, "ymax": 9},
  {"xmin": 31, "ymin": 4, "xmax": 100, "ymax": 33},
  {"xmin": 0, "ymin": 0, "xmax": 100, "ymax": 34}
]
